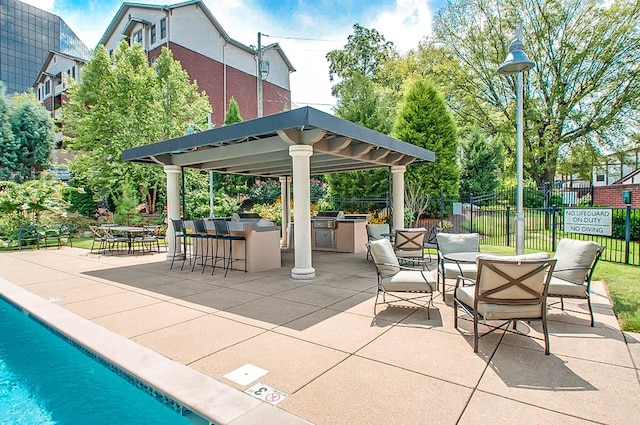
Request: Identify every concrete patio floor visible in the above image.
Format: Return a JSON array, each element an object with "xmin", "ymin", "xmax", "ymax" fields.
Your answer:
[{"xmin": 1, "ymin": 247, "xmax": 639, "ymax": 424}]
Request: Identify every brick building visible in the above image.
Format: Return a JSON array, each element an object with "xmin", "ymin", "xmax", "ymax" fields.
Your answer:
[{"xmin": 97, "ymin": 0, "xmax": 295, "ymax": 127}]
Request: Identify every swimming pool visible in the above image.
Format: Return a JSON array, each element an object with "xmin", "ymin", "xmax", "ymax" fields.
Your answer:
[{"xmin": 0, "ymin": 296, "xmax": 205, "ymax": 425}]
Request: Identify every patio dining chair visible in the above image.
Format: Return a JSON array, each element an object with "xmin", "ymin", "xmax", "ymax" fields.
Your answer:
[
  {"xmin": 436, "ymin": 233, "xmax": 480, "ymax": 295},
  {"xmin": 423, "ymin": 226, "xmax": 438, "ymax": 260},
  {"xmin": 368, "ymin": 238, "xmax": 437, "ymax": 318},
  {"xmin": 365, "ymin": 223, "xmax": 390, "ymax": 260},
  {"xmin": 453, "ymin": 256, "xmax": 557, "ymax": 354},
  {"xmin": 89, "ymin": 225, "xmax": 106, "ymax": 254},
  {"xmin": 394, "ymin": 227, "xmax": 427, "ymax": 268},
  {"xmin": 547, "ymin": 238, "xmax": 605, "ymax": 327}
]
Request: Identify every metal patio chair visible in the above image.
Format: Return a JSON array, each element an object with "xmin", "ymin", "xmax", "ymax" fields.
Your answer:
[
  {"xmin": 547, "ymin": 238, "xmax": 605, "ymax": 327},
  {"xmin": 436, "ymin": 233, "xmax": 480, "ymax": 294},
  {"xmin": 369, "ymin": 238, "xmax": 437, "ymax": 318},
  {"xmin": 454, "ymin": 256, "xmax": 557, "ymax": 354},
  {"xmin": 365, "ymin": 223, "xmax": 390, "ymax": 260},
  {"xmin": 393, "ymin": 227, "xmax": 427, "ymax": 268}
]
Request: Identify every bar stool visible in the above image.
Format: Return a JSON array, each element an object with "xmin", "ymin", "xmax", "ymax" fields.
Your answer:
[
  {"xmin": 212, "ymin": 218, "xmax": 247, "ymax": 277},
  {"xmin": 193, "ymin": 219, "xmax": 217, "ymax": 273},
  {"xmin": 169, "ymin": 218, "xmax": 186, "ymax": 270},
  {"xmin": 180, "ymin": 220, "xmax": 198, "ymax": 271}
]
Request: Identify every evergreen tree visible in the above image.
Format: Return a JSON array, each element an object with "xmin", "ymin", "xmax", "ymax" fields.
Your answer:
[
  {"xmin": 459, "ymin": 128, "xmax": 504, "ymax": 196},
  {"xmin": 10, "ymin": 92, "xmax": 55, "ymax": 182},
  {"xmin": 224, "ymin": 97, "xmax": 242, "ymax": 125},
  {"xmin": 0, "ymin": 83, "xmax": 19, "ymax": 181},
  {"xmin": 392, "ymin": 79, "xmax": 459, "ymax": 199}
]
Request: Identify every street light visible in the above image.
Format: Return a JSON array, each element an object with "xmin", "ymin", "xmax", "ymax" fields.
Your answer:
[{"xmin": 498, "ymin": 22, "xmax": 535, "ymax": 255}]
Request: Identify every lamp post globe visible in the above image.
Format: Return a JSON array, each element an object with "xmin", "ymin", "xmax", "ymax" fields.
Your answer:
[{"xmin": 498, "ymin": 23, "xmax": 534, "ymax": 255}]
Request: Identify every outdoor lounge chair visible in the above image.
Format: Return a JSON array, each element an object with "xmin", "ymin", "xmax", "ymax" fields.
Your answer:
[
  {"xmin": 547, "ymin": 238, "xmax": 605, "ymax": 327},
  {"xmin": 454, "ymin": 255, "xmax": 556, "ymax": 354},
  {"xmin": 436, "ymin": 233, "xmax": 480, "ymax": 294},
  {"xmin": 368, "ymin": 238, "xmax": 438, "ymax": 318},
  {"xmin": 394, "ymin": 227, "xmax": 427, "ymax": 267},
  {"xmin": 366, "ymin": 223, "xmax": 390, "ymax": 260}
]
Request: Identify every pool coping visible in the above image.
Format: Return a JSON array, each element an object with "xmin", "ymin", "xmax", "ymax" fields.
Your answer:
[{"xmin": 0, "ymin": 278, "xmax": 311, "ymax": 425}]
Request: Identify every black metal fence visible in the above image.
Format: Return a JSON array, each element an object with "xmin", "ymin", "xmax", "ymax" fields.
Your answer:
[{"xmin": 416, "ymin": 188, "xmax": 639, "ymax": 266}]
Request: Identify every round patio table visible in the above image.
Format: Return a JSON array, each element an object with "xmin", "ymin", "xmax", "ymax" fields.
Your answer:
[{"xmin": 442, "ymin": 251, "xmax": 500, "ymax": 263}]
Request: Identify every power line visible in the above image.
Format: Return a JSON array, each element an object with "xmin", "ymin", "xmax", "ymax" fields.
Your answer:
[{"xmin": 266, "ymin": 34, "xmax": 342, "ymax": 43}]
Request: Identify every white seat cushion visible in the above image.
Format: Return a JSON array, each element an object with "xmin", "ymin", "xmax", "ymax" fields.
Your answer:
[
  {"xmin": 548, "ymin": 276, "xmax": 587, "ymax": 298},
  {"xmin": 369, "ymin": 238, "xmax": 400, "ymax": 278},
  {"xmin": 442, "ymin": 262, "xmax": 478, "ymax": 279},
  {"xmin": 456, "ymin": 286, "xmax": 544, "ymax": 320},
  {"xmin": 382, "ymin": 270, "xmax": 437, "ymax": 292},
  {"xmin": 553, "ymin": 239, "xmax": 600, "ymax": 284},
  {"xmin": 436, "ymin": 233, "xmax": 480, "ymax": 254}
]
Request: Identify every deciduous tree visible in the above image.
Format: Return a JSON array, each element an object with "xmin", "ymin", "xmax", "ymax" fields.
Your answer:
[
  {"xmin": 433, "ymin": 0, "xmax": 640, "ymax": 185},
  {"xmin": 63, "ymin": 41, "xmax": 211, "ymax": 214}
]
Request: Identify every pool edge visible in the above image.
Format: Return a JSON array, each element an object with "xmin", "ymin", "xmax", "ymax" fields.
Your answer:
[{"xmin": 0, "ymin": 277, "xmax": 311, "ymax": 425}]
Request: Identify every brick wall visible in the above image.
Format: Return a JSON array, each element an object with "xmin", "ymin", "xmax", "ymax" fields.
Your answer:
[
  {"xmin": 149, "ymin": 43, "xmax": 291, "ymax": 127},
  {"xmin": 593, "ymin": 184, "xmax": 640, "ymax": 207}
]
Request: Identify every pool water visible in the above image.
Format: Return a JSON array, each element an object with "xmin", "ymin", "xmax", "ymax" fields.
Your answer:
[{"xmin": 0, "ymin": 297, "xmax": 202, "ymax": 425}]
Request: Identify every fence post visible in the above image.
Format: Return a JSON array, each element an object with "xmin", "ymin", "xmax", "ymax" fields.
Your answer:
[
  {"xmin": 552, "ymin": 205, "xmax": 557, "ymax": 252},
  {"xmin": 625, "ymin": 205, "xmax": 631, "ymax": 264},
  {"xmin": 506, "ymin": 205, "xmax": 511, "ymax": 247},
  {"xmin": 439, "ymin": 189, "xmax": 444, "ymax": 228},
  {"xmin": 470, "ymin": 193, "xmax": 474, "ymax": 233}
]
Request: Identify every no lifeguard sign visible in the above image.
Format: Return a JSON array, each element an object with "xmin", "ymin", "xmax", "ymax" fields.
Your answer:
[{"xmin": 564, "ymin": 208, "xmax": 612, "ymax": 236}]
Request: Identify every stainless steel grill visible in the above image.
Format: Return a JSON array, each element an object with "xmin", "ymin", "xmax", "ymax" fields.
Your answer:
[{"xmin": 313, "ymin": 211, "xmax": 344, "ymax": 248}]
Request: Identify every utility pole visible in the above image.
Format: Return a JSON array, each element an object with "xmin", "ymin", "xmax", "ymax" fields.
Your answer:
[{"xmin": 257, "ymin": 32, "xmax": 263, "ymax": 118}]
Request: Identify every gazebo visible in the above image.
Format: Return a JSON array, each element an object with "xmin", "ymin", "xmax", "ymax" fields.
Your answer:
[{"xmin": 122, "ymin": 107, "xmax": 435, "ymax": 279}]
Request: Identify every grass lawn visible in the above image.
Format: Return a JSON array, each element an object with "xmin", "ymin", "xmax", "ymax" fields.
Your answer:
[{"xmin": 482, "ymin": 244, "xmax": 640, "ymax": 332}]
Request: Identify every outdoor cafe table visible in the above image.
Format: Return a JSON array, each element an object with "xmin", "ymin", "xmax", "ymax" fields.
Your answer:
[
  {"xmin": 442, "ymin": 251, "xmax": 503, "ymax": 278},
  {"xmin": 101, "ymin": 226, "xmax": 147, "ymax": 254}
]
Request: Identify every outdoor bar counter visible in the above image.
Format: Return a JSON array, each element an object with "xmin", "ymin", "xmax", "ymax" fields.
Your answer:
[
  {"xmin": 310, "ymin": 219, "xmax": 368, "ymax": 254},
  {"xmin": 206, "ymin": 221, "xmax": 281, "ymax": 273}
]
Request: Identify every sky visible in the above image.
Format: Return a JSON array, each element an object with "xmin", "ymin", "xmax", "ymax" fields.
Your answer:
[{"xmin": 22, "ymin": 0, "xmax": 447, "ymax": 113}]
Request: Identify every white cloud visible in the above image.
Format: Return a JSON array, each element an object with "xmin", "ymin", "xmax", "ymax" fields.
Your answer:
[{"xmin": 369, "ymin": 0, "xmax": 434, "ymax": 53}]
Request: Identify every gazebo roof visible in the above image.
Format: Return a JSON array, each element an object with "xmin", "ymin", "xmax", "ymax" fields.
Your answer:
[{"xmin": 122, "ymin": 107, "xmax": 435, "ymax": 176}]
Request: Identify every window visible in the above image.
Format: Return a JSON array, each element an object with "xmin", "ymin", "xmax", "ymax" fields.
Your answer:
[
  {"xmin": 150, "ymin": 24, "xmax": 156, "ymax": 44},
  {"xmin": 596, "ymin": 174, "xmax": 605, "ymax": 182},
  {"xmin": 71, "ymin": 65, "xmax": 75, "ymax": 79},
  {"xmin": 133, "ymin": 30, "xmax": 142, "ymax": 44},
  {"xmin": 160, "ymin": 18, "xmax": 167, "ymax": 39},
  {"xmin": 44, "ymin": 80, "xmax": 50, "ymax": 95}
]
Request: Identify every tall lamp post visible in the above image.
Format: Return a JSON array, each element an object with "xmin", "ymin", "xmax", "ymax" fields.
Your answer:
[{"xmin": 498, "ymin": 23, "xmax": 535, "ymax": 255}]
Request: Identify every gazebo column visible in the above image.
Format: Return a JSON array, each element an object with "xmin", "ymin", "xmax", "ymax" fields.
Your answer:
[
  {"xmin": 289, "ymin": 145, "xmax": 315, "ymax": 280},
  {"xmin": 279, "ymin": 176, "xmax": 290, "ymax": 248},
  {"xmin": 391, "ymin": 165, "xmax": 406, "ymax": 230},
  {"xmin": 164, "ymin": 165, "xmax": 182, "ymax": 260}
]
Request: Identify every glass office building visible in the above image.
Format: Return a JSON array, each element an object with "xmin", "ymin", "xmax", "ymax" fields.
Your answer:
[{"xmin": 0, "ymin": 0, "xmax": 91, "ymax": 95}]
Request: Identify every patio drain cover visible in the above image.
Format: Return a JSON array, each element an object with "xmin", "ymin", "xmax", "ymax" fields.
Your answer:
[{"xmin": 224, "ymin": 363, "xmax": 268, "ymax": 386}]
